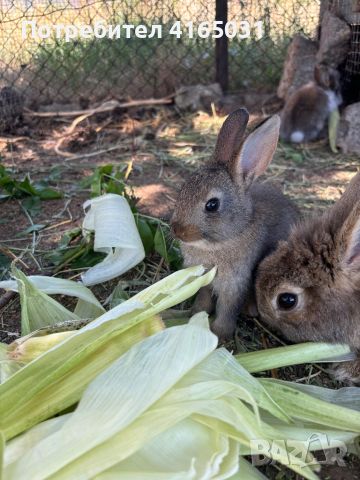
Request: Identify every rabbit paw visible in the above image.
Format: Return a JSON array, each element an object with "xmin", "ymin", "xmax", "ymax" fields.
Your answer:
[
  {"xmin": 191, "ymin": 286, "xmax": 215, "ymax": 316},
  {"xmin": 211, "ymin": 318, "xmax": 237, "ymax": 342},
  {"xmin": 332, "ymin": 360, "xmax": 360, "ymax": 385}
]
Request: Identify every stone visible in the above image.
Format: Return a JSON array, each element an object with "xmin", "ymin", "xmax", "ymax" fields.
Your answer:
[
  {"xmin": 337, "ymin": 102, "xmax": 360, "ymax": 154},
  {"xmin": 317, "ymin": 11, "xmax": 351, "ymax": 68},
  {"xmin": 175, "ymin": 83, "xmax": 222, "ymax": 112},
  {"xmin": 277, "ymin": 35, "xmax": 318, "ymax": 100}
]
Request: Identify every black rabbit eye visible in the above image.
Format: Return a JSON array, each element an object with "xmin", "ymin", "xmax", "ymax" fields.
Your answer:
[
  {"xmin": 205, "ymin": 198, "xmax": 220, "ymax": 212},
  {"xmin": 277, "ymin": 293, "xmax": 298, "ymax": 311}
]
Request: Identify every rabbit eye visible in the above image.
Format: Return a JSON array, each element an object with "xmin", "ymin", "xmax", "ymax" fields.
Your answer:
[
  {"xmin": 277, "ymin": 292, "xmax": 298, "ymax": 311},
  {"xmin": 205, "ymin": 198, "xmax": 220, "ymax": 212}
]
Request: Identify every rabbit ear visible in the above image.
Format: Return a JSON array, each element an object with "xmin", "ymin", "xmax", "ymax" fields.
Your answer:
[
  {"xmin": 234, "ymin": 115, "xmax": 280, "ymax": 185},
  {"xmin": 214, "ymin": 108, "xmax": 249, "ymax": 165},
  {"xmin": 314, "ymin": 64, "xmax": 328, "ymax": 87},
  {"xmin": 329, "ymin": 171, "xmax": 360, "ymax": 232},
  {"xmin": 341, "ymin": 204, "xmax": 360, "ymax": 270},
  {"xmin": 315, "ymin": 64, "xmax": 340, "ymax": 90}
]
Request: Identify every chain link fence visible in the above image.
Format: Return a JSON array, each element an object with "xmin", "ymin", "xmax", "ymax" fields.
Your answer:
[{"xmin": 0, "ymin": 0, "xmax": 320, "ymax": 105}]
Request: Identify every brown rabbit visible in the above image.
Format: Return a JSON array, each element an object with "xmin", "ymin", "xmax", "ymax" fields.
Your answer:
[
  {"xmin": 256, "ymin": 170, "xmax": 360, "ymax": 384},
  {"xmin": 280, "ymin": 65, "xmax": 342, "ymax": 143},
  {"xmin": 171, "ymin": 108, "xmax": 299, "ymax": 341}
]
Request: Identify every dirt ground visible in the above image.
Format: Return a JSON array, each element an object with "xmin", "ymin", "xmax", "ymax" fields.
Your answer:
[{"xmin": 0, "ymin": 103, "xmax": 359, "ymax": 479}]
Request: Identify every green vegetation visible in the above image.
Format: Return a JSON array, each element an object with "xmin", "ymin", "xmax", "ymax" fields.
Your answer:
[
  {"xmin": 31, "ymin": 31, "xmax": 291, "ymax": 95},
  {"xmin": 0, "ymin": 165, "xmax": 62, "ymax": 202},
  {"xmin": 47, "ymin": 163, "xmax": 181, "ymax": 274}
]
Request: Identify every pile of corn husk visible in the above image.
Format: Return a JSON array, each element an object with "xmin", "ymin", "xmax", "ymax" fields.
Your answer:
[
  {"xmin": 0, "ymin": 266, "xmax": 359, "ymax": 480},
  {"xmin": 0, "ymin": 195, "xmax": 359, "ymax": 479}
]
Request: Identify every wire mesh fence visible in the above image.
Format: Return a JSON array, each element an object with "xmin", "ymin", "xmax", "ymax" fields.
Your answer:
[{"xmin": 0, "ymin": 0, "xmax": 320, "ymax": 105}]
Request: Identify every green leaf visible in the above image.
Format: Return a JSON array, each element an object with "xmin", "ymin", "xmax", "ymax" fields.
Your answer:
[
  {"xmin": 135, "ymin": 216, "xmax": 154, "ymax": 254},
  {"xmin": 289, "ymin": 152, "xmax": 304, "ymax": 164},
  {"xmin": 154, "ymin": 225, "xmax": 169, "ymax": 263},
  {"xmin": 70, "ymin": 247, "xmax": 106, "ymax": 269},
  {"xmin": 21, "ymin": 197, "xmax": 41, "ymax": 216},
  {"xmin": 58, "ymin": 228, "xmax": 82, "ymax": 248},
  {"xmin": 34, "ymin": 186, "xmax": 63, "ymax": 200},
  {"xmin": 17, "ymin": 176, "xmax": 38, "ymax": 197},
  {"xmin": 109, "ymin": 283, "xmax": 130, "ymax": 308},
  {"xmin": 0, "ymin": 253, "xmax": 11, "ymax": 270},
  {"xmin": 0, "ymin": 167, "xmax": 62, "ymax": 201},
  {"xmin": 46, "ymin": 166, "xmax": 63, "ymax": 182},
  {"xmin": 16, "ymin": 224, "xmax": 46, "ymax": 236},
  {"xmin": 167, "ymin": 240, "xmax": 183, "ymax": 269},
  {"xmin": 81, "ymin": 164, "xmax": 115, "ymax": 197}
]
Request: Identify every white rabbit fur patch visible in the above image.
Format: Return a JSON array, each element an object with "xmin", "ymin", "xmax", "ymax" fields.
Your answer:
[
  {"xmin": 325, "ymin": 90, "xmax": 342, "ymax": 112},
  {"xmin": 290, "ymin": 131, "xmax": 304, "ymax": 143}
]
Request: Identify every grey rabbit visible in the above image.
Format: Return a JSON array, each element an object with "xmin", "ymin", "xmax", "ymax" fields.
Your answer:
[
  {"xmin": 280, "ymin": 65, "xmax": 342, "ymax": 143},
  {"xmin": 171, "ymin": 108, "xmax": 299, "ymax": 340}
]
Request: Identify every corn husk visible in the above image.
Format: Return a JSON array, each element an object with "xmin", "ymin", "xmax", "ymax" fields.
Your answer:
[
  {"xmin": 0, "ymin": 269, "xmax": 105, "ymax": 335},
  {"xmin": 0, "ymin": 431, "xmax": 4, "ymax": 480},
  {"xmin": 4, "ymin": 315, "xmax": 360, "ymax": 480},
  {"xmin": 262, "ymin": 379, "xmax": 360, "ymax": 412},
  {"xmin": 0, "ymin": 343, "xmax": 24, "ymax": 384},
  {"xmin": 0, "ymin": 266, "xmax": 215, "ymax": 440},
  {"xmin": 81, "ymin": 194, "xmax": 145, "ymax": 286},
  {"xmin": 328, "ymin": 108, "xmax": 340, "ymax": 153},
  {"xmin": 236, "ymin": 342, "xmax": 353, "ymax": 373},
  {"xmin": 7, "ymin": 331, "xmax": 75, "ymax": 363},
  {"xmin": 0, "ymin": 274, "xmax": 104, "ymax": 313}
]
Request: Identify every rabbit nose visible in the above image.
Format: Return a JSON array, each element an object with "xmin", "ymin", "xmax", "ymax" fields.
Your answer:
[
  {"xmin": 171, "ymin": 222, "xmax": 202, "ymax": 242},
  {"xmin": 171, "ymin": 221, "xmax": 190, "ymax": 241}
]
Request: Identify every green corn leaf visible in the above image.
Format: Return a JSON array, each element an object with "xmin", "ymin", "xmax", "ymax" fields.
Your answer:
[
  {"xmin": 13, "ymin": 268, "xmax": 79, "ymax": 335},
  {"xmin": 3, "ymin": 314, "xmax": 325, "ymax": 480},
  {"xmin": 260, "ymin": 378, "xmax": 360, "ymax": 433},
  {"xmin": 328, "ymin": 108, "xmax": 340, "ymax": 153},
  {"xmin": 263, "ymin": 379, "xmax": 360, "ymax": 412},
  {"xmin": 0, "ymin": 273, "xmax": 105, "ymax": 319},
  {"xmin": 154, "ymin": 224, "xmax": 169, "ymax": 263},
  {"xmin": 0, "ymin": 431, "xmax": 4, "ymax": 480},
  {"xmin": 0, "ymin": 266, "xmax": 215, "ymax": 440},
  {"xmin": 236, "ymin": 342, "xmax": 352, "ymax": 373}
]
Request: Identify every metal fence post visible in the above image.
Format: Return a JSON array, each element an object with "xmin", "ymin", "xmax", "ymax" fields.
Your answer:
[{"xmin": 215, "ymin": 0, "xmax": 228, "ymax": 92}]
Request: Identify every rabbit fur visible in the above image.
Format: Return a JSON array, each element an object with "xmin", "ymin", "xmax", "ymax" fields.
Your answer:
[
  {"xmin": 171, "ymin": 108, "xmax": 299, "ymax": 340},
  {"xmin": 256, "ymin": 170, "xmax": 360, "ymax": 384},
  {"xmin": 280, "ymin": 65, "xmax": 342, "ymax": 144}
]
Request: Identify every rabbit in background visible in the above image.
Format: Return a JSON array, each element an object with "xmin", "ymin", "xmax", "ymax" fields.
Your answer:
[
  {"xmin": 256, "ymin": 170, "xmax": 360, "ymax": 384},
  {"xmin": 280, "ymin": 65, "xmax": 342, "ymax": 144},
  {"xmin": 171, "ymin": 108, "xmax": 299, "ymax": 341}
]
